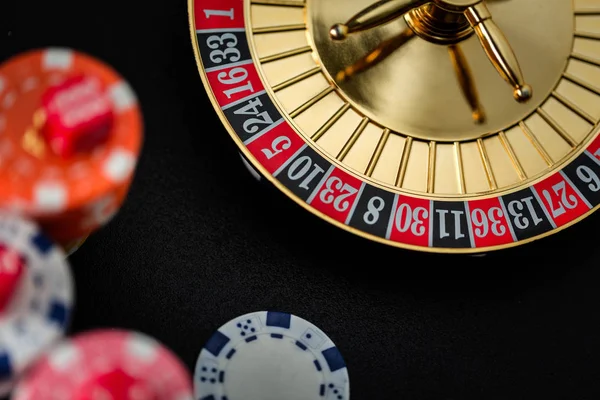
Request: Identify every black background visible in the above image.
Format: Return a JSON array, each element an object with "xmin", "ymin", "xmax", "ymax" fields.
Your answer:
[{"xmin": 3, "ymin": 1, "xmax": 600, "ymax": 399}]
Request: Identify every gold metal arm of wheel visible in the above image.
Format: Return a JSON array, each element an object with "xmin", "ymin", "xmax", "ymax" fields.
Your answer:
[
  {"xmin": 464, "ymin": 3, "xmax": 531, "ymax": 102},
  {"xmin": 330, "ymin": 0, "xmax": 532, "ymax": 103},
  {"xmin": 329, "ymin": 0, "xmax": 429, "ymax": 40}
]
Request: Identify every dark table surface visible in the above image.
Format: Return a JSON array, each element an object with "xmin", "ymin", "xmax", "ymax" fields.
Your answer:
[{"xmin": 3, "ymin": 1, "xmax": 600, "ymax": 399}]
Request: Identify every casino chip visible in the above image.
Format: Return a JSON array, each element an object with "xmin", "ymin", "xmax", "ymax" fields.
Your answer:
[
  {"xmin": 63, "ymin": 236, "xmax": 87, "ymax": 257},
  {"xmin": 195, "ymin": 311, "xmax": 350, "ymax": 400},
  {"xmin": 12, "ymin": 329, "xmax": 193, "ymax": 400},
  {"xmin": 0, "ymin": 213, "xmax": 73, "ymax": 396},
  {"xmin": 0, "ymin": 47, "xmax": 143, "ymax": 248}
]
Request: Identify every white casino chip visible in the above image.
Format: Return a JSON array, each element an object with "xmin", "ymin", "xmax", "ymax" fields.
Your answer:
[
  {"xmin": 194, "ymin": 311, "xmax": 350, "ymax": 400},
  {"xmin": 0, "ymin": 213, "xmax": 73, "ymax": 396}
]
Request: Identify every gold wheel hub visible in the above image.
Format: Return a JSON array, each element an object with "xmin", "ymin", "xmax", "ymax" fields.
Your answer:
[
  {"xmin": 309, "ymin": 0, "xmax": 574, "ymax": 142},
  {"xmin": 404, "ymin": 4, "xmax": 474, "ymax": 45}
]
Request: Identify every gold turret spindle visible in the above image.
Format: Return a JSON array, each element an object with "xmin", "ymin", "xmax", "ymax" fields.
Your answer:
[
  {"xmin": 330, "ymin": 0, "xmax": 430, "ymax": 40},
  {"xmin": 464, "ymin": 2, "xmax": 532, "ymax": 103}
]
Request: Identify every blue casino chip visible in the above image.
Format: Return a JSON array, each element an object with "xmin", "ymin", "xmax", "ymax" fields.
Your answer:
[
  {"xmin": 0, "ymin": 213, "xmax": 73, "ymax": 396},
  {"xmin": 194, "ymin": 311, "xmax": 350, "ymax": 400}
]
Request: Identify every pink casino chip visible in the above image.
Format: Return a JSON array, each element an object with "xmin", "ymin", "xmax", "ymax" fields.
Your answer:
[{"xmin": 12, "ymin": 329, "xmax": 193, "ymax": 400}]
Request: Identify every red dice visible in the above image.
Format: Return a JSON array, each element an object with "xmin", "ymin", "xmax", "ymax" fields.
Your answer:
[{"xmin": 40, "ymin": 74, "xmax": 114, "ymax": 158}]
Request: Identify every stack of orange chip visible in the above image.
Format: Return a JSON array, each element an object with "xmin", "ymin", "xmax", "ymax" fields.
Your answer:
[{"xmin": 0, "ymin": 48, "xmax": 143, "ymax": 250}]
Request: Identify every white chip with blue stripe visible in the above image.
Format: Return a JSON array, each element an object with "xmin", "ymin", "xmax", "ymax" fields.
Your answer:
[
  {"xmin": 0, "ymin": 213, "xmax": 73, "ymax": 396},
  {"xmin": 194, "ymin": 311, "xmax": 350, "ymax": 400}
]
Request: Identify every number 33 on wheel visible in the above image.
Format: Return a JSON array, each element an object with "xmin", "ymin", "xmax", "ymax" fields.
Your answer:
[{"xmin": 189, "ymin": 0, "xmax": 600, "ymax": 253}]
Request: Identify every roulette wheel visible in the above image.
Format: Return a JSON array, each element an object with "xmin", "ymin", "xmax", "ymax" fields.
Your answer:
[{"xmin": 189, "ymin": 0, "xmax": 600, "ymax": 253}]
